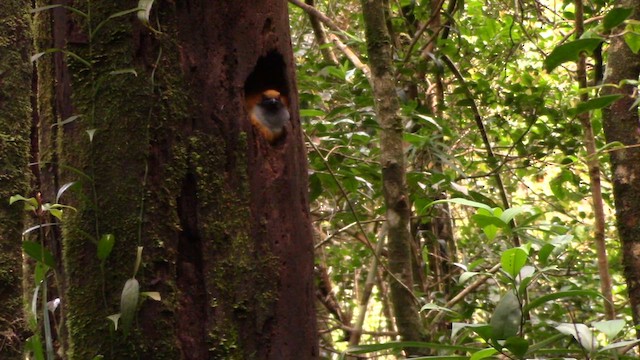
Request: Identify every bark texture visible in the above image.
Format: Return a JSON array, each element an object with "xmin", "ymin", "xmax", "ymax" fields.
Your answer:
[
  {"xmin": 602, "ymin": 0, "xmax": 640, "ymax": 332},
  {"xmin": 35, "ymin": 1, "xmax": 316, "ymax": 358},
  {"xmin": 0, "ymin": 1, "xmax": 32, "ymax": 357},
  {"xmin": 359, "ymin": 0, "xmax": 426, "ymax": 352}
]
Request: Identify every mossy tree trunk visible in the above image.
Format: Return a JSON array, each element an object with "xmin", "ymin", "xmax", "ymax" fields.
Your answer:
[
  {"xmin": 359, "ymin": 0, "xmax": 427, "ymax": 355},
  {"xmin": 0, "ymin": 0, "xmax": 32, "ymax": 357},
  {"xmin": 33, "ymin": 1, "xmax": 317, "ymax": 359},
  {"xmin": 602, "ymin": 0, "xmax": 640, "ymax": 335}
]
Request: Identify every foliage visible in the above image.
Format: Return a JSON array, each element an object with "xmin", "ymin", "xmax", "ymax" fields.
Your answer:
[{"xmin": 290, "ymin": 0, "xmax": 638, "ymax": 358}]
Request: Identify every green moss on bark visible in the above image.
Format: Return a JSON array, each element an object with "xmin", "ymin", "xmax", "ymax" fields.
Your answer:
[{"xmin": 0, "ymin": 1, "xmax": 33, "ymax": 358}]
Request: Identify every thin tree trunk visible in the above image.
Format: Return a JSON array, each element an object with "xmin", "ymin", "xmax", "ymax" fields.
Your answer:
[
  {"xmin": 574, "ymin": 0, "xmax": 615, "ymax": 320},
  {"xmin": 359, "ymin": 0, "xmax": 426, "ymax": 353},
  {"xmin": 602, "ymin": 0, "xmax": 640, "ymax": 330},
  {"xmin": 0, "ymin": 1, "xmax": 32, "ymax": 357}
]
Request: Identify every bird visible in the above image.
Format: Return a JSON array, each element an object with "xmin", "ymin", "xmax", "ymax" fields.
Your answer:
[{"xmin": 246, "ymin": 89, "xmax": 290, "ymax": 144}]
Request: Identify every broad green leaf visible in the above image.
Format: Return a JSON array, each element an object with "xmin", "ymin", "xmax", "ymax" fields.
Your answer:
[
  {"xmin": 555, "ymin": 323, "xmax": 596, "ymax": 351},
  {"xmin": 544, "ymin": 38, "xmax": 603, "ymax": 72},
  {"xmin": 538, "ymin": 243, "xmax": 555, "ymax": 265},
  {"xmin": 119, "ymin": 278, "xmax": 140, "ymax": 336},
  {"xmin": 575, "ymin": 95, "xmax": 623, "ymax": 115},
  {"xmin": 470, "ymin": 347, "xmax": 497, "ymax": 360},
  {"xmin": 603, "ymin": 7, "xmax": 633, "ymax": 30},
  {"xmin": 624, "ymin": 23, "xmax": 640, "ymax": 53},
  {"xmin": 503, "ymin": 336, "xmax": 528, "ymax": 357},
  {"xmin": 524, "ymin": 290, "xmax": 603, "ymax": 313},
  {"xmin": 23, "ymin": 241, "xmax": 55, "ymax": 268},
  {"xmin": 482, "ymin": 224, "xmax": 498, "ymax": 241},
  {"xmin": 499, "ymin": 206, "xmax": 525, "ymax": 224},
  {"xmin": 592, "ymin": 319, "xmax": 625, "ymax": 339},
  {"xmin": 490, "ymin": 291, "xmax": 521, "ymax": 340},
  {"xmin": 97, "ymin": 234, "xmax": 115, "ymax": 261},
  {"xmin": 501, "ymin": 248, "xmax": 528, "ymax": 278}
]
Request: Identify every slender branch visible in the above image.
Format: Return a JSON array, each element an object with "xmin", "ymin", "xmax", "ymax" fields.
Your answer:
[{"xmin": 441, "ymin": 55, "xmax": 519, "ymax": 246}]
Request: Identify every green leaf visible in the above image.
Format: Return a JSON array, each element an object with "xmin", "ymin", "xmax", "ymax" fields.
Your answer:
[
  {"xmin": 603, "ymin": 7, "xmax": 633, "ymax": 30},
  {"xmin": 23, "ymin": 241, "xmax": 56, "ymax": 268},
  {"xmin": 592, "ymin": 319, "xmax": 625, "ymax": 339},
  {"xmin": 97, "ymin": 234, "xmax": 115, "ymax": 261},
  {"xmin": 119, "ymin": 278, "xmax": 140, "ymax": 336},
  {"xmin": 299, "ymin": 109, "xmax": 325, "ymax": 117},
  {"xmin": 544, "ymin": 38, "xmax": 603, "ymax": 72},
  {"xmin": 503, "ymin": 336, "xmax": 528, "ymax": 357},
  {"xmin": 524, "ymin": 290, "xmax": 603, "ymax": 313},
  {"xmin": 501, "ymin": 248, "xmax": 528, "ymax": 278},
  {"xmin": 538, "ymin": 243, "xmax": 555, "ymax": 265},
  {"xmin": 575, "ymin": 95, "xmax": 623, "ymax": 115},
  {"xmin": 490, "ymin": 290, "xmax": 521, "ymax": 340},
  {"xmin": 470, "ymin": 347, "xmax": 498, "ymax": 360},
  {"xmin": 481, "ymin": 224, "xmax": 498, "ymax": 241},
  {"xmin": 427, "ymin": 198, "xmax": 492, "ymax": 211},
  {"xmin": 25, "ymin": 334, "xmax": 45, "ymax": 360},
  {"xmin": 624, "ymin": 23, "xmax": 640, "ymax": 53},
  {"xmin": 499, "ymin": 206, "xmax": 525, "ymax": 224},
  {"xmin": 9, "ymin": 194, "xmax": 38, "ymax": 211}
]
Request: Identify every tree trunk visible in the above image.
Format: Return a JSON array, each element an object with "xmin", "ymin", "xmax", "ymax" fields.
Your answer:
[
  {"xmin": 602, "ymin": 0, "xmax": 640, "ymax": 333},
  {"xmin": 34, "ymin": 1, "xmax": 317, "ymax": 358},
  {"xmin": 359, "ymin": 0, "xmax": 427, "ymax": 353},
  {"xmin": 0, "ymin": 1, "xmax": 32, "ymax": 357}
]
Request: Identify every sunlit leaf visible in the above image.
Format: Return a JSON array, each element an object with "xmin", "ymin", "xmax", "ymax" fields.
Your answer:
[
  {"xmin": 593, "ymin": 319, "xmax": 625, "ymax": 339},
  {"xmin": 555, "ymin": 323, "xmax": 596, "ymax": 351}
]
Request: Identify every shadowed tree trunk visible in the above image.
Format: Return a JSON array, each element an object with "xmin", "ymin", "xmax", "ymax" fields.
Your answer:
[
  {"xmin": 32, "ymin": 1, "xmax": 317, "ymax": 358},
  {"xmin": 602, "ymin": 0, "xmax": 640, "ymax": 334},
  {"xmin": 0, "ymin": 1, "xmax": 32, "ymax": 357}
]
